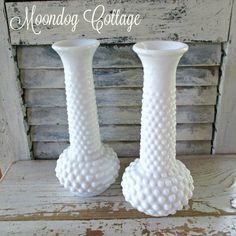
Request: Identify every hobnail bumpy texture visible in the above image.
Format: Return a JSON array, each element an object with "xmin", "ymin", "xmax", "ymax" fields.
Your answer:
[
  {"xmin": 122, "ymin": 86, "xmax": 194, "ymax": 216},
  {"xmin": 56, "ymin": 145, "xmax": 120, "ymax": 197},
  {"xmin": 122, "ymin": 91, "xmax": 194, "ymax": 216},
  {"xmin": 122, "ymin": 159, "xmax": 194, "ymax": 216},
  {"xmin": 52, "ymin": 39, "xmax": 120, "ymax": 197}
]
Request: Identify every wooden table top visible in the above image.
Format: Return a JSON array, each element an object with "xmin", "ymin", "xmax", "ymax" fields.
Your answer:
[{"xmin": 1, "ymin": 155, "xmax": 236, "ymax": 235}]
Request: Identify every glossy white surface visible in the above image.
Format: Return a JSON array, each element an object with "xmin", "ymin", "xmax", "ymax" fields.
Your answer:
[
  {"xmin": 122, "ymin": 40, "xmax": 194, "ymax": 216},
  {"xmin": 52, "ymin": 39, "xmax": 120, "ymax": 197}
]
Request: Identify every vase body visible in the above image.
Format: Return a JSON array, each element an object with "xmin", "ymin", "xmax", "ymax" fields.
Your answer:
[
  {"xmin": 52, "ymin": 39, "xmax": 120, "ymax": 197},
  {"xmin": 121, "ymin": 41, "xmax": 194, "ymax": 216}
]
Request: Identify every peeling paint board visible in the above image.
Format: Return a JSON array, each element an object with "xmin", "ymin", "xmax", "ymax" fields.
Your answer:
[
  {"xmin": 33, "ymin": 141, "xmax": 211, "ymax": 159},
  {"xmin": 20, "ymin": 67, "xmax": 219, "ymax": 88},
  {"xmin": 213, "ymin": 0, "xmax": 236, "ymax": 153},
  {"xmin": 1, "ymin": 216, "xmax": 236, "ymax": 235},
  {"xmin": 17, "ymin": 44, "xmax": 222, "ymax": 69},
  {"xmin": 6, "ymin": 0, "xmax": 232, "ymax": 44},
  {"xmin": 30, "ymin": 124, "xmax": 212, "ymax": 142},
  {"xmin": 24, "ymin": 87, "xmax": 217, "ymax": 107},
  {"xmin": 27, "ymin": 106, "xmax": 215, "ymax": 125},
  {"xmin": 1, "ymin": 156, "xmax": 236, "ymax": 221},
  {"xmin": 0, "ymin": 0, "xmax": 30, "ymax": 175}
]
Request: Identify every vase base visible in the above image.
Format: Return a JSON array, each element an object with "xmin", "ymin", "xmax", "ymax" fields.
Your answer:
[
  {"xmin": 55, "ymin": 144, "xmax": 120, "ymax": 197},
  {"xmin": 121, "ymin": 158, "xmax": 194, "ymax": 217}
]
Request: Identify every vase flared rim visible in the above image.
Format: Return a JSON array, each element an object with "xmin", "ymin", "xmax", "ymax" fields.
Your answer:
[
  {"xmin": 133, "ymin": 40, "xmax": 188, "ymax": 56},
  {"xmin": 52, "ymin": 38, "xmax": 100, "ymax": 51}
]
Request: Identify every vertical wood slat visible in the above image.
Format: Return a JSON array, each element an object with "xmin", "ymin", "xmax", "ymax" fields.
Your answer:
[
  {"xmin": 213, "ymin": 0, "xmax": 236, "ymax": 153},
  {"xmin": 0, "ymin": 0, "xmax": 30, "ymax": 174}
]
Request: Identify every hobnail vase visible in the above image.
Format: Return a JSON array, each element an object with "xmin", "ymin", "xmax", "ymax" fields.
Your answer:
[
  {"xmin": 52, "ymin": 39, "xmax": 120, "ymax": 197},
  {"xmin": 121, "ymin": 40, "xmax": 194, "ymax": 216}
]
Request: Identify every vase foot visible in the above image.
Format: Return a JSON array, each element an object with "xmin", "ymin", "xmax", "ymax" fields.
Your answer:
[
  {"xmin": 121, "ymin": 158, "xmax": 194, "ymax": 217},
  {"xmin": 55, "ymin": 144, "xmax": 120, "ymax": 197}
]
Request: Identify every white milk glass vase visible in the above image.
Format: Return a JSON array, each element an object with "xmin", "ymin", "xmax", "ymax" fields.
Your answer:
[
  {"xmin": 52, "ymin": 39, "xmax": 120, "ymax": 197},
  {"xmin": 121, "ymin": 41, "xmax": 194, "ymax": 216}
]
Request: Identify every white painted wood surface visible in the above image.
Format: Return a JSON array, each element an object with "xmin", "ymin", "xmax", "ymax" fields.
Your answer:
[
  {"xmin": 1, "ymin": 155, "xmax": 236, "ymax": 235},
  {"xmin": 1, "ymin": 217, "xmax": 236, "ymax": 236},
  {"xmin": 214, "ymin": 0, "xmax": 236, "ymax": 153},
  {"xmin": 0, "ymin": 0, "xmax": 30, "ymax": 174},
  {"xmin": 6, "ymin": 0, "xmax": 232, "ymax": 44}
]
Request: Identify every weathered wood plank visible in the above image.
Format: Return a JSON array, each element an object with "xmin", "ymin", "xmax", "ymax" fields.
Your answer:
[
  {"xmin": 21, "ymin": 67, "xmax": 219, "ymax": 88},
  {"xmin": 33, "ymin": 140, "xmax": 211, "ymax": 159},
  {"xmin": 1, "ymin": 216, "xmax": 236, "ymax": 236},
  {"xmin": 17, "ymin": 44, "xmax": 222, "ymax": 69},
  {"xmin": 30, "ymin": 124, "xmax": 212, "ymax": 142},
  {"xmin": 25, "ymin": 87, "xmax": 217, "ymax": 107},
  {"xmin": 27, "ymin": 106, "xmax": 215, "ymax": 125},
  {"xmin": 6, "ymin": 0, "xmax": 232, "ymax": 44},
  {"xmin": 213, "ymin": 0, "xmax": 236, "ymax": 153},
  {"xmin": 0, "ymin": 0, "xmax": 30, "ymax": 174},
  {"xmin": 1, "ymin": 156, "xmax": 236, "ymax": 221}
]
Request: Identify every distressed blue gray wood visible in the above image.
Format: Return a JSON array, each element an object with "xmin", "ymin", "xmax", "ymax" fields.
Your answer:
[
  {"xmin": 24, "ymin": 87, "xmax": 217, "ymax": 107},
  {"xmin": 30, "ymin": 124, "xmax": 212, "ymax": 142},
  {"xmin": 27, "ymin": 106, "xmax": 215, "ymax": 125},
  {"xmin": 33, "ymin": 141, "xmax": 212, "ymax": 159},
  {"xmin": 20, "ymin": 67, "xmax": 218, "ymax": 89},
  {"xmin": 17, "ymin": 44, "xmax": 221, "ymax": 69}
]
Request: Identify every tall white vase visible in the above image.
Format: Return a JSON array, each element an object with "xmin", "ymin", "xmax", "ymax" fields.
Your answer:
[
  {"xmin": 121, "ymin": 41, "xmax": 194, "ymax": 216},
  {"xmin": 52, "ymin": 39, "xmax": 120, "ymax": 197}
]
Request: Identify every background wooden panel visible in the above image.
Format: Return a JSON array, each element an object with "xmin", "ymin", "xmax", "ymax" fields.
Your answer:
[
  {"xmin": 213, "ymin": 0, "xmax": 236, "ymax": 153},
  {"xmin": 27, "ymin": 106, "xmax": 215, "ymax": 125},
  {"xmin": 33, "ymin": 141, "xmax": 212, "ymax": 159},
  {"xmin": 6, "ymin": 0, "xmax": 232, "ymax": 44},
  {"xmin": 30, "ymin": 124, "xmax": 212, "ymax": 142},
  {"xmin": 24, "ymin": 87, "xmax": 217, "ymax": 107},
  {"xmin": 17, "ymin": 42, "xmax": 220, "ymax": 158},
  {"xmin": 17, "ymin": 44, "xmax": 222, "ymax": 69},
  {"xmin": 0, "ymin": 0, "xmax": 30, "ymax": 174},
  {"xmin": 21, "ymin": 67, "xmax": 219, "ymax": 88}
]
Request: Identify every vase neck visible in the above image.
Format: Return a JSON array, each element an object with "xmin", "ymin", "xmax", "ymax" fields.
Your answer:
[
  {"xmin": 52, "ymin": 40, "xmax": 102, "ymax": 159},
  {"xmin": 141, "ymin": 55, "xmax": 182, "ymax": 93}
]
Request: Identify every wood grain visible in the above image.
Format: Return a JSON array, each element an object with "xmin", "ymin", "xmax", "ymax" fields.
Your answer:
[
  {"xmin": 213, "ymin": 0, "xmax": 236, "ymax": 153},
  {"xmin": 17, "ymin": 44, "xmax": 222, "ymax": 69},
  {"xmin": 20, "ymin": 67, "xmax": 219, "ymax": 88},
  {"xmin": 33, "ymin": 141, "xmax": 212, "ymax": 159},
  {"xmin": 27, "ymin": 106, "xmax": 215, "ymax": 125},
  {"xmin": 25, "ymin": 87, "xmax": 217, "ymax": 107},
  {"xmin": 1, "ymin": 156, "xmax": 236, "ymax": 222},
  {"xmin": 0, "ymin": 0, "xmax": 30, "ymax": 174},
  {"xmin": 30, "ymin": 124, "xmax": 212, "ymax": 142},
  {"xmin": 6, "ymin": 0, "xmax": 232, "ymax": 44},
  {"xmin": 1, "ymin": 216, "xmax": 236, "ymax": 236}
]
